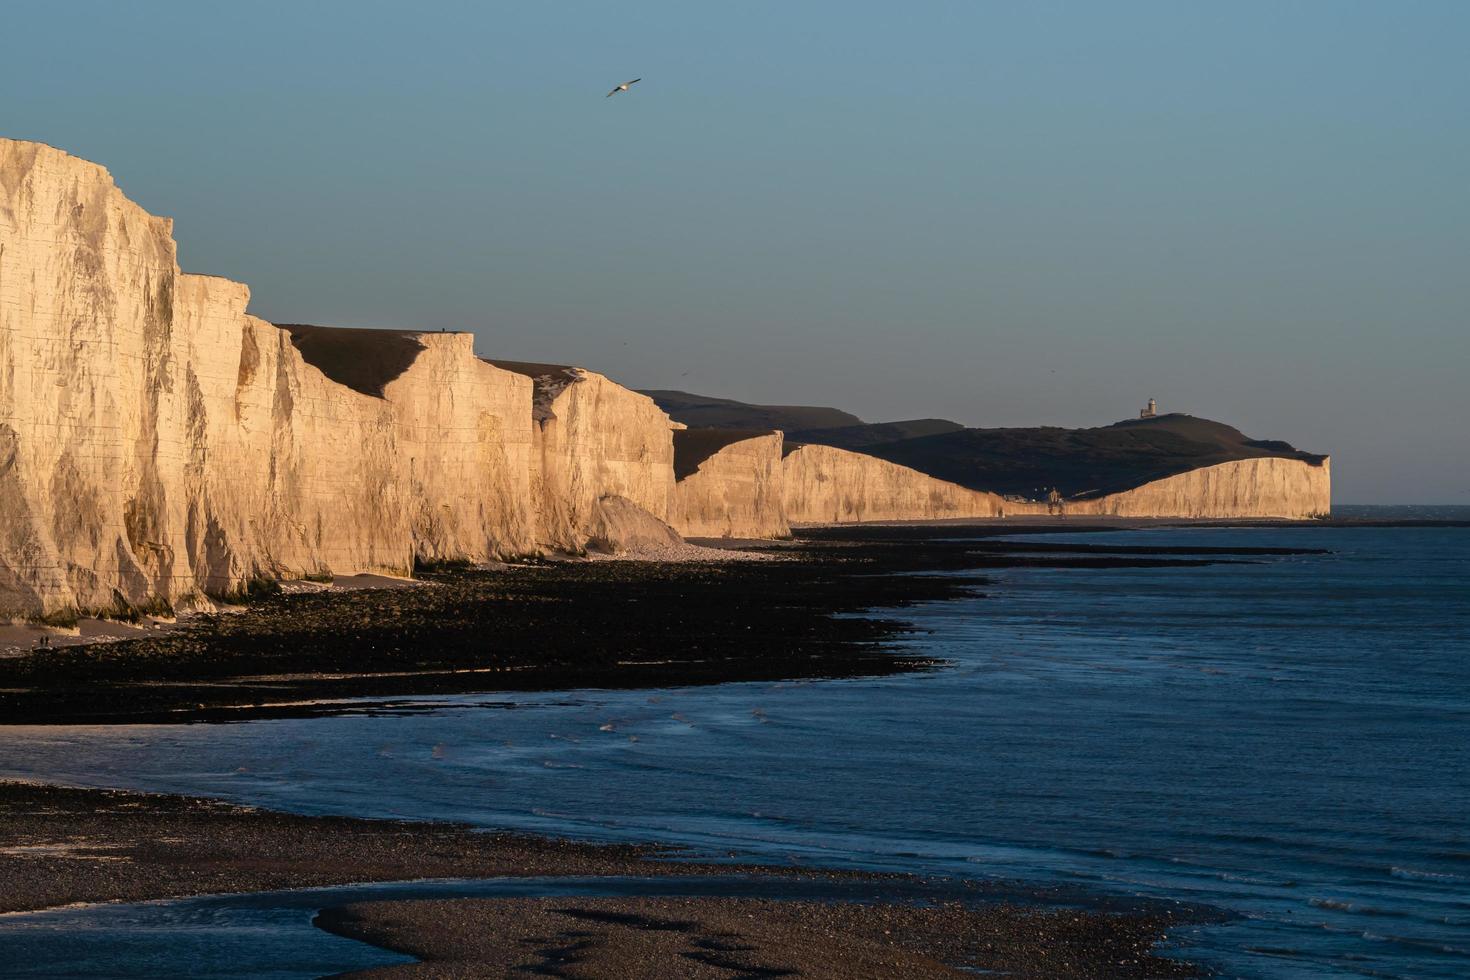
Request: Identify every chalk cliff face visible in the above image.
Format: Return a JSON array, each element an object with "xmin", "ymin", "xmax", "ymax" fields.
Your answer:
[
  {"xmin": 779, "ymin": 444, "xmax": 1328, "ymax": 524},
  {"xmin": 670, "ymin": 430, "xmax": 789, "ymax": 539},
  {"xmin": 0, "ymin": 138, "xmax": 1334, "ymax": 619},
  {"xmin": 0, "ymin": 140, "xmax": 540, "ymax": 619},
  {"xmin": 0, "ymin": 138, "xmax": 255, "ymax": 618},
  {"xmin": 197, "ymin": 311, "xmax": 414, "ymax": 588},
  {"xmin": 781, "ymin": 444, "xmax": 1006, "ymax": 524},
  {"xmin": 1011, "ymin": 456, "xmax": 1332, "ymax": 520},
  {"xmin": 488, "ymin": 361, "xmax": 677, "ymax": 553},
  {"xmin": 383, "ymin": 337, "xmax": 537, "ymax": 562}
]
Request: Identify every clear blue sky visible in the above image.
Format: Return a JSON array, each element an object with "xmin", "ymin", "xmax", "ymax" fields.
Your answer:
[{"xmin": 5, "ymin": 1, "xmax": 1466, "ymax": 503}]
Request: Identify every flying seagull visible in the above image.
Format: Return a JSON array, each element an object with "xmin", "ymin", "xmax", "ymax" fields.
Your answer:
[{"xmin": 606, "ymin": 77, "xmax": 641, "ymax": 98}]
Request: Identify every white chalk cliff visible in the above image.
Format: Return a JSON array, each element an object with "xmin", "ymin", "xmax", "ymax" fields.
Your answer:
[
  {"xmin": 1, "ymin": 140, "xmax": 551, "ymax": 618},
  {"xmin": 0, "ymin": 139, "xmax": 1331, "ymax": 620},
  {"xmin": 670, "ymin": 430, "xmax": 789, "ymax": 539},
  {"xmin": 781, "ymin": 444, "xmax": 1007, "ymax": 524},
  {"xmin": 1011, "ymin": 456, "xmax": 1332, "ymax": 521},
  {"xmin": 781, "ymin": 445, "xmax": 1328, "ymax": 525},
  {"xmin": 486, "ymin": 361, "xmax": 678, "ymax": 553}
]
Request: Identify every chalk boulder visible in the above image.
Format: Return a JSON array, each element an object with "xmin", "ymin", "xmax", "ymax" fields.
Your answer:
[{"xmin": 585, "ymin": 495, "xmax": 684, "ymax": 554}]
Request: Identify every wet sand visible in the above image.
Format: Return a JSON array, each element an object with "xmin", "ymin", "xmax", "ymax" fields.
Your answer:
[
  {"xmin": 317, "ymin": 896, "xmax": 1194, "ymax": 979},
  {"xmin": 0, "ymin": 782, "xmax": 1201, "ymax": 977},
  {"xmin": 0, "ymin": 781, "xmax": 679, "ymax": 914},
  {"xmin": 0, "ymin": 781, "xmax": 941, "ymax": 914}
]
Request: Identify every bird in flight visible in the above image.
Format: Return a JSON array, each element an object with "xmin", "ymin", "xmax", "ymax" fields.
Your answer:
[{"xmin": 606, "ymin": 78, "xmax": 641, "ymax": 98}]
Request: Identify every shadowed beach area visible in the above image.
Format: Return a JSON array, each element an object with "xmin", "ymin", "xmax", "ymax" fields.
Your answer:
[{"xmin": 0, "ymin": 782, "xmax": 1203, "ymax": 978}]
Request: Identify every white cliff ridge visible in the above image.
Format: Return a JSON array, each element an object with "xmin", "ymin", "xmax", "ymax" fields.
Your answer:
[
  {"xmin": 0, "ymin": 139, "xmax": 1331, "ymax": 620},
  {"xmin": 781, "ymin": 444, "xmax": 1007, "ymax": 525},
  {"xmin": 0, "ymin": 141, "xmax": 546, "ymax": 618},
  {"xmin": 670, "ymin": 430, "xmax": 789, "ymax": 539},
  {"xmin": 485, "ymin": 360, "xmax": 678, "ymax": 553}
]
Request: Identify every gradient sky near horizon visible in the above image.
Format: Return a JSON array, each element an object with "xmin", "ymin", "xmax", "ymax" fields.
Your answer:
[{"xmin": 5, "ymin": 1, "xmax": 1467, "ymax": 502}]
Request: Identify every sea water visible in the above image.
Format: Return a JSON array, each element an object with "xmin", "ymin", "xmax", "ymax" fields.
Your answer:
[{"xmin": 1, "ymin": 523, "xmax": 1466, "ymax": 978}]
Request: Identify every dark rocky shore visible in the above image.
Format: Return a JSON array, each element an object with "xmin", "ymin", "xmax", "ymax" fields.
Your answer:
[
  {"xmin": 0, "ymin": 523, "xmax": 1321, "ymax": 725},
  {"xmin": 0, "ymin": 524, "xmax": 1304, "ymax": 976},
  {"xmin": 0, "ymin": 782, "xmax": 1202, "ymax": 978}
]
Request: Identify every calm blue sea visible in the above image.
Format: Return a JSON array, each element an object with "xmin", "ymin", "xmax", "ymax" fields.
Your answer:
[{"xmin": 2, "ymin": 522, "xmax": 1466, "ymax": 978}]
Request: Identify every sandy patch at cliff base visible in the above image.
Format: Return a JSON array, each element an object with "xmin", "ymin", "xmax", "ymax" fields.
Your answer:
[
  {"xmin": 278, "ymin": 573, "xmax": 432, "ymax": 594},
  {"xmin": 323, "ymin": 574, "xmax": 427, "ymax": 591},
  {"xmin": 0, "ymin": 618, "xmax": 181, "ymax": 657}
]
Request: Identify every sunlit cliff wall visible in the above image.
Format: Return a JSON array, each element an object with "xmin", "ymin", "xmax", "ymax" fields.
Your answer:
[
  {"xmin": 487, "ymin": 361, "xmax": 677, "ymax": 553},
  {"xmin": 0, "ymin": 139, "xmax": 1331, "ymax": 618},
  {"xmin": 385, "ymin": 335, "xmax": 538, "ymax": 562},
  {"xmin": 670, "ymin": 430, "xmax": 789, "ymax": 539},
  {"xmin": 780, "ymin": 445, "xmax": 1328, "ymax": 524},
  {"xmin": 1008, "ymin": 456, "xmax": 1332, "ymax": 520},
  {"xmin": 781, "ymin": 444, "xmax": 1007, "ymax": 524},
  {"xmin": 0, "ymin": 140, "xmax": 539, "ymax": 618}
]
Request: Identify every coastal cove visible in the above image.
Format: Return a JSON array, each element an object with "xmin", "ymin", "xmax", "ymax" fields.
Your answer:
[{"xmin": 2, "ymin": 522, "xmax": 1466, "ymax": 977}]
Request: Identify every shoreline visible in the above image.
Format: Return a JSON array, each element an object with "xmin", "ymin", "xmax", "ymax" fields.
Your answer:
[
  {"xmin": 0, "ymin": 781, "xmax": 1206, "ymax": 978},
  {"xmin": 1, "ymin": 515, "xmax": 1413, "ymax": 659},
  {"xmin": 0, "ymin": 523, "xmax": 1325, "ymax": 725},
  {"xmin": 0, "ymin": 524, "xmax": 1355, "ymax": 975},
  {"xmin": 4, "ymin": 514, "xmax": 1407, "ymax": 657}
]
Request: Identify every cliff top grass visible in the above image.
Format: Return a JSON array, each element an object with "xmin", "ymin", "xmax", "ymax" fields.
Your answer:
[
  {"xmin": 787, "ymin": 418, "xmax": 967, "ymax": 451},
  {"xmin": 645, "ymin": 389, "xmax": 862, "ymax": 433},
  {"xmin": 277, "ymin": 323, "xmax": 426, "ymax": 397},
  {"xmin": 673, "ymin": 428, "xmax": 779, "ymax": 481}
]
